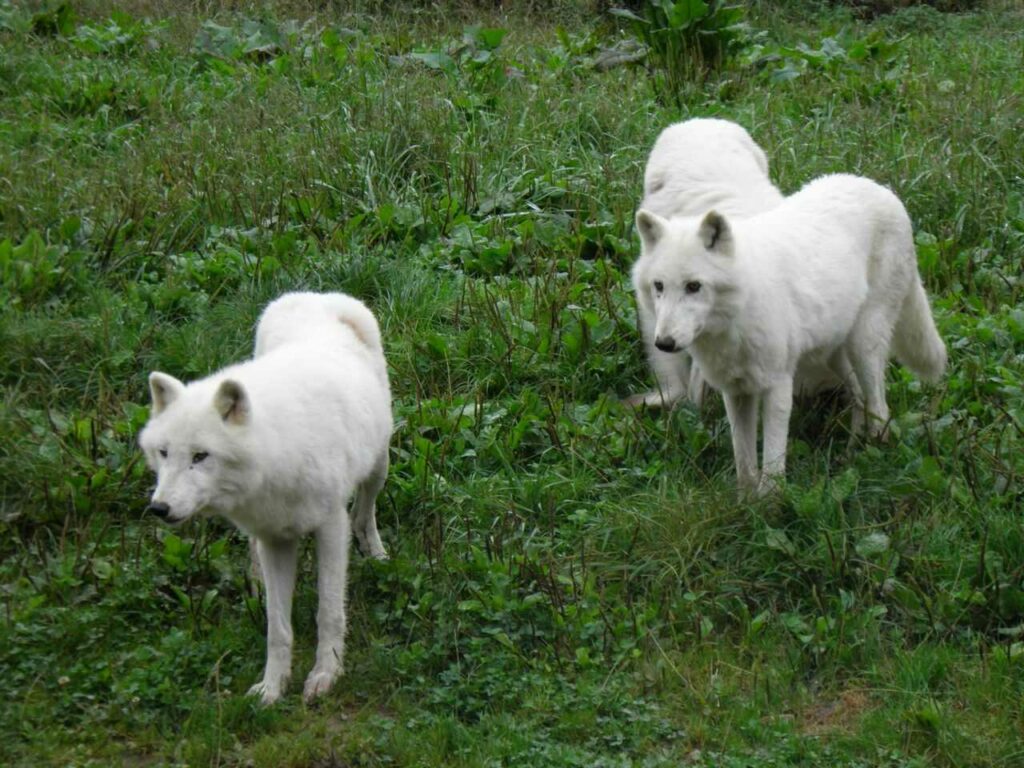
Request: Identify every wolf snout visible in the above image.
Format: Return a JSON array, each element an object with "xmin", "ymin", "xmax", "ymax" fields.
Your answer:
[
  {"xmin": 146, "ymin": 501, "xmax": 171, "ymax": 519},
  {"xmin": 654, "ymin": 335, "xmax": 679, "ymax": 353}
]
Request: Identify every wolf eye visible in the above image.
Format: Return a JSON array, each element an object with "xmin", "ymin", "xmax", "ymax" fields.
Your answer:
[
  {"xmin": 685, "ymin": 281, "xmax": 702, "ymax": 294},
  {"xmin": 158, "ymin": 449, "xmax": 168, "ymax": 458},
  {"xmin": 653, "ymin": 281, "xmax": 664, "ymax": 294},
  {"xmin": 191, "ymin": 451, "xmax": 209, "ymax": 464}
]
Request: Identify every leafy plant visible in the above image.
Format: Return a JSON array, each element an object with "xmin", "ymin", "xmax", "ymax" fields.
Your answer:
[
  {"xmin": 71, "ymin": 11, "xmax": 161, "ymax": 56},
  {"xmin": 748, "ymin": 28, "xmax": 905, "ymax": 86},
  {"xmin": 0, "ymin": 229, "xmax": 88, "ymax": 308},
  {"xmin": 611, "ymin": 0, "xmax": 750, "ymax": 102},
  {"xmin": 402, "ymin": 25, "xmax": 513, "ymax": 112},
  {"xmin": 29, "ymin": 1, "xmax": 75, "ymax": 37}
]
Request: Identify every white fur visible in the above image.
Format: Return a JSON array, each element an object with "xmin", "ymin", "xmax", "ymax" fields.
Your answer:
[
  {"xmin": 630, "ymin": 118, "xmax": 784, "ymax": 408},
  {"xmin": 139, "ymin": 291, "xmax": 393, "ymax": 705},
  {"xmin": 633, "ymin": 174, "xmax": 946, "ymax": 492}
]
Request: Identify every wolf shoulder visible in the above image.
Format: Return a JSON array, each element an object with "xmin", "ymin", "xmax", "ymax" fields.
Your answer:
[
  {"xmin": 741, "ymin": 175, "xmax": 911, "ymax": 262},
  {"xmin": 781, "ymin": 174, "xmax": 910, "ymax": 231}
]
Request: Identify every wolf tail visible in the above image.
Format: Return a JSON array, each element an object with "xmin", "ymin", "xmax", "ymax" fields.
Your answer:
[
  {"xmin": 891, "ymin": 277, "xmax": 946, "ymax": 382},
  {"xmin": 333, "ymin": 294, "xmax": 384, "ymax": 354}
]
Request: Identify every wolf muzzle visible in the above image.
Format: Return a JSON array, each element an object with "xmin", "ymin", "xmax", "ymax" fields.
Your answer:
[
  {"xmin": 654, "ymin": 335, "xmax": 679, "ymax": 353},
  {"xmin": 146, "ymin": 501, "xmax": 171, "ymax": 519}
]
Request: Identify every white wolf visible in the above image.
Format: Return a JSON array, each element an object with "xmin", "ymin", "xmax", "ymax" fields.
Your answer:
[
  {"xmin": 630, "ymin": 118, "xmax": 784, "ymax": 408},
  {"xmin": 139, "ymin": 291, "xmax": 392, "ymax": 705},
  {"xmin": 633, "ymin": 174, "xmax": 946, "ymax": 492}
]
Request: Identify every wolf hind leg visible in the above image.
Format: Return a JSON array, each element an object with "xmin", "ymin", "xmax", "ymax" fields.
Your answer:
[
  {"xmin": 846, "ymin": 307, "xmax": 896, "ymax": 439},
  {"xmin": 625, "ymin": 345, "xmax": 691, "ymax": 409},
  {"xmin": 626, "ymin": 298, "xmax": 691, "ymax": 408},
  {"xmin": 351, "ymin": 449, "xmax": 389, "ymax": 560},
  {"xmin": 828, "ymin": 348, "xmax": 866, "ymax": 434}
]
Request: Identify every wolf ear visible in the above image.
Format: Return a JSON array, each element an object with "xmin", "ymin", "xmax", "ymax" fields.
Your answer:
[
  {"xmin": 214, "ymin": 379, "xmax": 251, "ymax": 425},
  {"xmin": 149, "ymin": 372, "xmax": 185, "ymax": 416},
  {"xmin": 698, "ymin": 211, "xmax": 733, "ymax": 256},
  {"xmin": 635, "ymin": 209, "xmax": 667, "ymax": 251}
]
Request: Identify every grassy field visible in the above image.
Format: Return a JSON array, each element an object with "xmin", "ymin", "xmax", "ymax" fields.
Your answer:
[{"xmin": 1, "ymin": 1, "xmax": 1023, "ymax": 765}]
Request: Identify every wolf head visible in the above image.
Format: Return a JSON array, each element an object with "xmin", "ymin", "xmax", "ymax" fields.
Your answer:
[
  {"xmin": 633, "ymin": 209, "xmax": 738, "ymax": 353},
  {"xmin": 138, "ymin": 372, "xmax": 255, "ymax": 526}
]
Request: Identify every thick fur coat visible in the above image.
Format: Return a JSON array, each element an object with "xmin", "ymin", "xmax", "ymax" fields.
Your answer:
[
  {"xmin": 633, "ymin": 174, "xmax": 946, "ymax": 491},
  {"xmin": 139, "ymin": 291, "xmax": 392, "ymax": 704}
]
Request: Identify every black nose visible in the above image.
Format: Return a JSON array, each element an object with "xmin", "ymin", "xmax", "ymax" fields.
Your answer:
[
  {"xmin": 147, "ymin": 502, "xmax": 170, "ymax": 519},
  {"xmin": 654, "ymin": 336, "xmax": 677, "ymax": 352}
]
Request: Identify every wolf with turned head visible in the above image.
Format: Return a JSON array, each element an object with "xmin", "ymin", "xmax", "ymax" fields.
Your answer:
[{"xmin": 139, "ymin": 291, "xmax": 392, "ymax": 704}]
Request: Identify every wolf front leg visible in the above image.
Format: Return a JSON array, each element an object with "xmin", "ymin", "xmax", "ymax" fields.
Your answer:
[
  {"xmin": 304, "ymin": 512, "xmax": 352, "ymax": 703},
  {"xmin": 759, "ymin": 378, "xmax": 794, "ymax": 495},
  {"xmin": 248, "ymin": 537, "xmax": 299, "ymax": 705},
  {"xmin": 723, "ymin": 390, "xmax": 759, "ymax": 493}
]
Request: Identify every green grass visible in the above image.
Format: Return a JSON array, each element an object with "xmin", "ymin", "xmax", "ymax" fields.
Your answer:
[{"xmin": 1, "ymin": 0, "xmax": 1023, "ymax": 765}]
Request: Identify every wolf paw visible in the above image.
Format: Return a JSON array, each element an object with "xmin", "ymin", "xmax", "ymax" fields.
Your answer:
[
  {"xmin": 754, "ymin": 474, "xmax": 782, "ymax": 499},
  {"xmin": 247, "ymin": 678, "xmax": 286, "ymax": 706},
  {"xmin": 303, "ymin": 669, "xmax": 338, "ymax": 703},
  {"xmin": 623, "ymin": 389, "xmax": 679, "ymax": 410},
  {"xmin": 867, "ymin": 420, "xmax": 891, "ymax": 442},
  {"xmin": 355, "ymin": 533, "xmax": 389, "ymax": 560}
]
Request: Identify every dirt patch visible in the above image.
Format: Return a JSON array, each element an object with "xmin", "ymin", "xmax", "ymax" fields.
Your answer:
[{"xmin": 799, "ymin": 689, "xmax": 873, "ymax": 736}]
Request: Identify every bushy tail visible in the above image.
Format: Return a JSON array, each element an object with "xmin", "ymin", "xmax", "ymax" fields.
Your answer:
[
  {"xmin": 254, "ymin": 291, "xmax": 386, "ymax": 365},
  {"xmin": 891, "ymin": 278, "xmax": 946, "ymax": 382},
  {"xmin": 333, "ymin": 294, "xmax": 384, "ymax": 354},
  {"xmin": 333, "ymin": 294, "xmax": 390, "ymax": 387}
]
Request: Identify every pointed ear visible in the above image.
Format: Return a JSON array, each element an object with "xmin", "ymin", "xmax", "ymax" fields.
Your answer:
[
  {"xmin": 149, "ymin": 372, "xmax": 185, "ymax": 416},
  {"xmin": 214, "ymin": 379, "xmax": 250, "ymax": 425},
  {"xmin": 635, "ymin": 209, "xmax": 668, "ymax": 252},
  {"xmin": 698, "ymin": 211, "xmax": 733, "ymax": 255}
]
